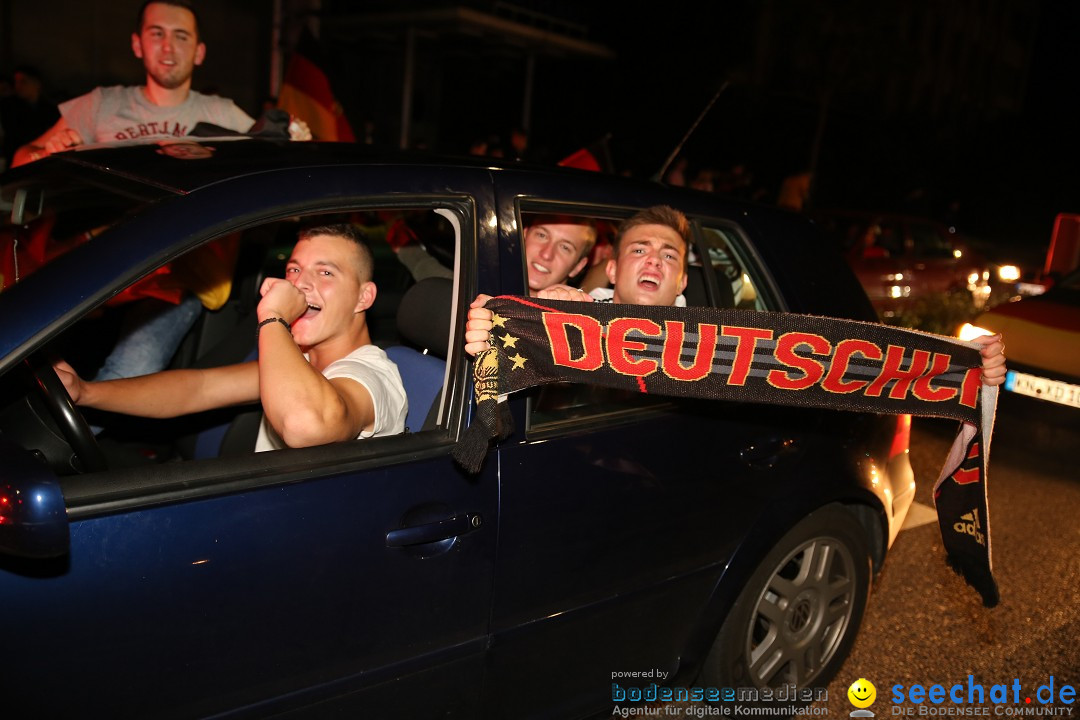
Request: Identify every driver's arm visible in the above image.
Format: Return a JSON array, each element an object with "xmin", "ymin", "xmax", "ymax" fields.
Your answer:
[{"xmin": 54, "ymin": 359, "xmax": 260, "ymax": 417}]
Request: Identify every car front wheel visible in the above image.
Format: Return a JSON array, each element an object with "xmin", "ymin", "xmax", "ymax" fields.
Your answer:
[{"xmin": 700, "ymin": 504, "xmax": 871, "ymax": 695}]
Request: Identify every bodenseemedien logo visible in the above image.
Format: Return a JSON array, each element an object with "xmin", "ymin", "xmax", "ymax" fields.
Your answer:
[{"xmin": 849, "ymin": 678, "xmax": 877, "ymax": 718}]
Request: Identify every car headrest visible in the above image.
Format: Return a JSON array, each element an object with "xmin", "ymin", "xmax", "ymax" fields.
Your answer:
[{"xmin": 396, "ymin": 277, "xmax": 452, "ymax": 359}]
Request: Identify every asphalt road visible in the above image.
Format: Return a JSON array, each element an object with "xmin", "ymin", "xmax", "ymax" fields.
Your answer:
[{"xmin": 808, "ymin": 415, "xmax": 1080, "ymax": 716}]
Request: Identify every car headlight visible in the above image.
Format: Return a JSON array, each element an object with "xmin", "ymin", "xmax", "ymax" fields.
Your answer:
[
  {"xmin": 957, "ymin": 322, "xmax": 993, "ymax": 341},
  {"xmin": 997, "ymin": 265, "xmax": 1020, "ymax": 282}
]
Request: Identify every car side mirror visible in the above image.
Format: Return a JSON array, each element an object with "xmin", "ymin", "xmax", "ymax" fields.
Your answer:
[{"xmin": 0, "ymin": 436, "xmax": 70, "ymax": 559}]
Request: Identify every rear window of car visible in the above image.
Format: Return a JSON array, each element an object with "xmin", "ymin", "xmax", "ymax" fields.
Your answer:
[
  {"xmin": 523, "ymin": 205, "xmax": 775, "ymax": 430},
  {"xmin": 696, "ymin": 224, "xmax": 769, "ymax": 311},
  {"xmin": 0, "ymin": 168, "xmax": 169, "ymax": 292}
]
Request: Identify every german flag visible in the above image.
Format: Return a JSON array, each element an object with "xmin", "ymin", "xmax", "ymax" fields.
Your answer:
[{"xmin": 278, "ymin": 28, "xmax": 355, "ymax": 142}]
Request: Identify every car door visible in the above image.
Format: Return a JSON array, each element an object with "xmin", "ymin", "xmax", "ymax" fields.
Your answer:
[
  {"xmin": 0, "ymin": 165, "xmax": 500, "ymax": 719},
  {"xmin": 476, "ymin": 174, "xmax": 819, "ymax": 718}
]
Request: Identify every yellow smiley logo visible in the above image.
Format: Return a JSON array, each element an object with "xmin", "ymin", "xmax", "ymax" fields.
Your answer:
[{"xmin": 848, "ymin": 678, "xmax": 877, "ymax": 708}]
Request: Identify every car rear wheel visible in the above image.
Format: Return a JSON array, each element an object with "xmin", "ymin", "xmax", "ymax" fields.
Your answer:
[{"xmin": 700, "ymin": 504, "xmax": 871, "ymax": 696}]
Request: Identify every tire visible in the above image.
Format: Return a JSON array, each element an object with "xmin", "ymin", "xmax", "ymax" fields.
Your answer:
[{"xmin": 700, "ymin": 504, "xmax": 872, "ymax": 699}]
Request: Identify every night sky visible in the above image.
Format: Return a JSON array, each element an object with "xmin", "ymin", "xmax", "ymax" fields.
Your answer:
[
  {"xmin": 8, "ymin": 0, "xmax": 1080, "ymax": 260},
  {"xmin": 514, "ymin": 0, "xmax": 1080, "ymax": 258}
]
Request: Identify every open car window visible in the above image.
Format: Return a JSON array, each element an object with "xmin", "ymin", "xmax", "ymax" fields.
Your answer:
[
  {"xmin": 527, "ymin": 206, "xmax": 775, "ymax": 430},
  {"xmin": 0, "ymin": 169, "xmax": 168, "ymax": 292},
  {"xmin": 0, "ymin": 204, "xmax": 465, "ymax": 490}
]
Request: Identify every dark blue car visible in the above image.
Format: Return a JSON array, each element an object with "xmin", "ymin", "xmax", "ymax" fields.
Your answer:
[{"xmin": 0, "ymin": 140, "xmax": 914, "ymax": 718}]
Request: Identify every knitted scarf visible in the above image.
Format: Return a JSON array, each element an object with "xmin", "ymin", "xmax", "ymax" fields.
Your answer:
[{"xmin": 453, "ymin": 296, "xmax": 999, "ymax": 607}]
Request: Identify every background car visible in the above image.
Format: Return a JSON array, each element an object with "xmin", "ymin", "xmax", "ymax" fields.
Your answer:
[
  {"xmin": 0, "ymin": 140, "xmax": 913, "ymax": 719},
  {"xmin": 960, "ymin": 267, "xmax": 1080, "ymax": 433},
  {"xmin": 811, "ymin": 209, "xmax": 992, "ymax": 318}
]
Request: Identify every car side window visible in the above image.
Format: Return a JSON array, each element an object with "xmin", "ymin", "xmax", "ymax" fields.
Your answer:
[
  {"xmin": 529, "ymin": 212, "xmax": 772, "ymax": 429},
  {"xmin": 0, "ymin": 204, "xmax": 464, "ymax": 483},
  {"xmin": 0, "ymin": 169, "xmax": 167, "ymax": 293},
  {"xmin": 523, "ymin": 205, "xmax": 666, "ymax": 425}
]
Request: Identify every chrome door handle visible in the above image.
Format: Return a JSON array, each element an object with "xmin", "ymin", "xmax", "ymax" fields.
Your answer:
[{"xmin": 385, "ymin": 513, "xmax": 482, "ymax": 547}]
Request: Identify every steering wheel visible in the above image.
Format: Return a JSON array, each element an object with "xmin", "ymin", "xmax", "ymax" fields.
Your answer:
[{"xmin": 27, "ymin": 359, "xmax": 107, "ymax": 473}]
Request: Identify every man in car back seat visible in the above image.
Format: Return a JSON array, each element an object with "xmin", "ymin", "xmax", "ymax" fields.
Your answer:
[
  {"xmin": 464, "ymin": 205, "xmax": 1010, "ymax": 386},
  {"xmin": 520, "ymin": 216, "xmax": 598, "ymax": 296},
  {"xmin": 391, "ymin": 212, "xmax": 597, "ymax": 295},
  {"xmin": 54, "ymin": 224, "xmax": 407, "ymax": 451}
]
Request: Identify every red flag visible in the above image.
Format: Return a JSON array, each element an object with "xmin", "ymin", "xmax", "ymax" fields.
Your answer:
[
  {"xmin": 278, "ymin": 28, "xmax": 355, "ymax": 142},
  {"xmin": 558, "ymin": 148, "xmax": 602, "ymax": 172},
  {"xmin": 558, "ymin": 133, "xmax": 614, "ymax": 173}
]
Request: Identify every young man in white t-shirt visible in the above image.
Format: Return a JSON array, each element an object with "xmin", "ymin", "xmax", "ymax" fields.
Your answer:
[
  {"xmin": 13, "ymin": 0, "xmax": 308, "ymax": 166},
  {"xmin": 55, "ymin": 225, "xmax": 407, "ymax": 451}
]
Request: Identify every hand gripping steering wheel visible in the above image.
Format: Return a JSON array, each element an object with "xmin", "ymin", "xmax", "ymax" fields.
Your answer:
[{"xmin": 27, "ymin": 358, "xmax": 107, "ymax": 473}]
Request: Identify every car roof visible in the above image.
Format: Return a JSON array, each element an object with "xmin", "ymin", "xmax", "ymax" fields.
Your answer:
[{"xmin": 8, "ymin": 138, "xmax": 541, "ymax": 195}]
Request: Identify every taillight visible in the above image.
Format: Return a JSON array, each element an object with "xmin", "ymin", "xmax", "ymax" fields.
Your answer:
[{"xmin": 889, "ymin": 414, "xmax": 911, "ymax": 459}]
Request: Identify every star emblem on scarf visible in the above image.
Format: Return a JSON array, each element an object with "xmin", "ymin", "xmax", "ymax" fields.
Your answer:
[
  {"xmin": 509, "ymin": 353, "xmax": 527, "ymax": 370},
  {"xmin": 491, "ymin": 313, "xmax": 507, "ymax": 329},
  {"xmin": 499, "ymin": 333, "xmax": 519, "ymax": 349}
]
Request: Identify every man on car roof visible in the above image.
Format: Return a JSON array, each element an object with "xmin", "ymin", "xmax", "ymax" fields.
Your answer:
[{"xmin": 13, "ymin": 0, "xmax": 308, "ymax": 166}]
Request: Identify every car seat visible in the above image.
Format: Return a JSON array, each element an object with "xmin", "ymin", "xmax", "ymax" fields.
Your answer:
[{"xmin": 384, "ymin": 277, "xmax": 453, "ymax": 432}]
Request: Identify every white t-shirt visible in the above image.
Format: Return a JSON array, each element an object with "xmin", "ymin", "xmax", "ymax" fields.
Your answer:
[
  {"xmin": 255, "ymin": 345, "xmax": 408, "ymax": 452},
  {"xmin": 60, "ymin": 86, "xmax": 255, "ymax": 144},
  {"xmin": 589, "ymin": 287, "xmax": 688, "ymax": 307}
]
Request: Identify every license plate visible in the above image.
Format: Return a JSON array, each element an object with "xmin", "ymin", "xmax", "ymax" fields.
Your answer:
[{"xmin": 1005, "ymin": 370, "xmax": 1080, "ymax": 409}]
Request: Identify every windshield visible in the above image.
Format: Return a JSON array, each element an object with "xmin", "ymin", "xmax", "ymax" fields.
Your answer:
[{"xmin": 0, "ymin": 166, "xmax": 169, "ymax": 292}]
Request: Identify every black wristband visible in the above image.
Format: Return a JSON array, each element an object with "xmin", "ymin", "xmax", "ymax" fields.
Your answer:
[{"xmin": 256, "ymin": 316, "xmax": 291, "ymax": 340}]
